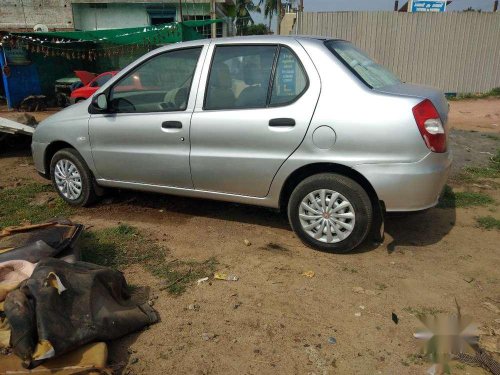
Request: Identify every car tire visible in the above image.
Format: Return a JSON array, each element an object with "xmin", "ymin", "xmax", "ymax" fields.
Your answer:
[
  {"xmin": 288, "ymin": 173, "xmax": 373, "ymax": 253},
  {"xmin": 50, "ymin": 148, "xmax": 97, "ymax": 207}
]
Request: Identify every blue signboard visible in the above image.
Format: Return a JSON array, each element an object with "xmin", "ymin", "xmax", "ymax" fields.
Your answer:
[{"xmin": 411, "ymin": 0, "xmax": 447, "ymax": 12}]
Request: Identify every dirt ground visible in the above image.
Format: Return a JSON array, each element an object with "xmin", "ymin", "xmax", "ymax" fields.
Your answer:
[
  {"xmin": 0, "ymin": 99, "xmax": 499, "ymax": 375},
  {"xmin": 448, "ymin": 98, "xmax": 500, "ymax": 133}
]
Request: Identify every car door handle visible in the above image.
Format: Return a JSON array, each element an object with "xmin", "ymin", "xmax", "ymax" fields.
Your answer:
[
  {"xmin": 161, "ymin": 121, "xmax": 182, "ymax": 129},
  {"xmin": 269, "ymin": 118, "xmax": 296, "ymax": 127}
]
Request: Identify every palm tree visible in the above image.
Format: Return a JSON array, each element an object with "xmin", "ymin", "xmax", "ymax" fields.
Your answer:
[
  {"xmin": 235, "ymin": 0, "xmax": 261, "ymax": 35},
  {"xmin": 258, "ymin": 0, "xmax": 282, "ymax": 33}
]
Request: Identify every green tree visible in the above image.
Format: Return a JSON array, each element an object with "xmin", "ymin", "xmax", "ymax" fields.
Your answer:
[
  {"xmin": 235, "ymin": 0, "xmax": 261, "ymax": 35},
  {"xmin": 462, "ymin": 6, "xmax": 481, "ymax": 12},
  {"xmin": 258, "ymin": 0, "xmax": 282, "ymax": 33},
  {"xmin": 243, "ymin": 23, "xmax": 270, "ymax": 35}
]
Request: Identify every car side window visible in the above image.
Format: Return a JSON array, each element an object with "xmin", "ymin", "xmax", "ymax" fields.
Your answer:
[
  {"xmin": 109, "ymin": 47, "xmax": 202, "ymax": 113},
  {"xmin": 204, "ymin": 45, "xmax": 277, "ymax": 110},
  {"xmin": 91, "ymin": 74, "xmax": 112, "ymax": 88},
  {"xmin": 270, "ymin": 47, "xmax": 307, "ymax": 106}
]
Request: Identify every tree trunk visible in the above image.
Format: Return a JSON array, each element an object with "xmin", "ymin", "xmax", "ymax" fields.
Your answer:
[{"xmin": 277, "ymin": 0, "xmax": 281, "ymax": 35}]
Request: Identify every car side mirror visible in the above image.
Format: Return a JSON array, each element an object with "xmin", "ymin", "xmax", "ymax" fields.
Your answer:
[{"xmin": 92, "ymin": 93, "xmax": 108, "ymax": 112}]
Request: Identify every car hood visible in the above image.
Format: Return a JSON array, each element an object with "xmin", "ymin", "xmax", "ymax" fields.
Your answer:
[
  {"xmin": 39, "ymin": 100, "xmax": 89, "ymax": 125},
  {"xmin": 375, "ymin": 83, "xmax": 449, "ymax": 124},
  {"xmin": 74, "ymin": 70, "xmax": 97, "ymax": 85}
]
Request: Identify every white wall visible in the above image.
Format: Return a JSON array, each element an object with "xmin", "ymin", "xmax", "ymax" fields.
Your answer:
[
  {"xmin": 0, "ymin": 0, "xmax": 74, "ymax": 30},
  {"xmin": 295, "ymin": 11, "xmax": 500, "ymax": 93},
  {"xmin": 73, "ymin": 3, "xmax": 218, "ymax": 31},
  {"xmin": 73, "ymin": 3, "xmax": 151, "ymax": 30}
]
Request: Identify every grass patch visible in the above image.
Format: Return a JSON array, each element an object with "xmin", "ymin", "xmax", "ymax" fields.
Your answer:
[
  {"xmin": 448, "ymin": 87, "xmax": 500, "ymax": 100},
  {"xmin": 80, "ymin": 224, "xmax": 156, "ymax": 268},
  {"xmin": 152, "ymin": 257, "xmax": 218, "ymax": 295},
  {"xmin": 453, "ymin": 149, "xmax": 500, "ymax": 183},
  {"xmin": 401, "ymin": 353, "xmax": 426, "ymax": 367},
  {"xmin": 476, "ymin": 216, "xmax": 500, "ymax": 230},
  {"xmin": 485, "ymin": 134, "xmax": 500, "ymax": 142},
  {"xmin": 80, "ymin": 224, "xmax": 217, "ymax": 295},
  {"xmin": 0, "ymin": 183, "xmax": 73, "ymax": 229},
  {"xmin": 438, "ymin": 185, "xmax": 495, "ymax": 208},
  {"xmin": 341, "ymin": 266, "xmax": 358, "ymax": 273},
  {"xmin": 403, "ymin": 306, "xmax": 447, "ymax": 319}
]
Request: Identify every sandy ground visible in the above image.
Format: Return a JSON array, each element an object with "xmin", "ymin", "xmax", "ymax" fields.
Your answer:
[
  {"xmin": 0, "ymin": 106, "xmax": 58, "ymax": 123},
  {"xmin": 0, "ymin": 99, "xmax": 499, "ymax": 374},
  {"xmin": 448, "ymin": 98, "xmax": 500, "ymax": 133}
]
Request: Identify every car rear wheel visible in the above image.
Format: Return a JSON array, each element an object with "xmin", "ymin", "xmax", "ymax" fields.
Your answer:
[
  {"xmin": 288, "ymin": 173, "xmax": 373, "ymax": 253},
  {"xmin": 50, "ymin": 148, "xmax": 97, "ymax": 206}
]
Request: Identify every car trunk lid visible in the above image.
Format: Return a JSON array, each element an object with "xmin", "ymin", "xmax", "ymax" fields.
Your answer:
[{"xmin": 374, "ymin": 83, "xmax": 449, "ymax": 124}]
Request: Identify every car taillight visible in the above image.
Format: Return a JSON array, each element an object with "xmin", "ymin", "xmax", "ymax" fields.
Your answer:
[{"xmin": 412, "ymin": 99, "xmax": 447, "ymax": 153}]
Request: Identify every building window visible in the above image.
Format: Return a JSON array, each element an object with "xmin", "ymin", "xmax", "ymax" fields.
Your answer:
[{"xmin": 148, "ymin": 8, "xmax": 176, "ymax": 25}]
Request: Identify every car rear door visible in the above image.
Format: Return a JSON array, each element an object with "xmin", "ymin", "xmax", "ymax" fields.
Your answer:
[{"xmin": 190, "ymin": 39, "xmax": 321, "ymax": 197}]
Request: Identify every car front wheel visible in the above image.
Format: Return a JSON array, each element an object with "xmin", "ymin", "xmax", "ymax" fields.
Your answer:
[
  {"xmin": 288, "ymin": 173, "xmax": 373, "ymax": 253},
  {"xmin": 50, "ymin": 148, "xmax": 97, "ymax": 206}
]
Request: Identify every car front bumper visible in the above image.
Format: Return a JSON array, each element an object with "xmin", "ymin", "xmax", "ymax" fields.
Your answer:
[
  {"xmin": 31, "ymin": 141, "xmax": 49, "ymax": 176},
  {"xmin": 353, "ymin": 151, "xmax": 452, "ymax": 212}
]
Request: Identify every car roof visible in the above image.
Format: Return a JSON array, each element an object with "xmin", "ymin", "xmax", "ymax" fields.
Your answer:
[
  {"xmin": 158, "ymin": 35, "xmax": 343, "ymax": 51},
  {"xmin": 206, "ymin": 35, "xmax": 339, "ymax": 44}
]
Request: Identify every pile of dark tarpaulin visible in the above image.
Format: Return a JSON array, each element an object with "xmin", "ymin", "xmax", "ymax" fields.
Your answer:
[{"xmin": 0, "ymin": 219, "xmax": 158, "ymax": 373}]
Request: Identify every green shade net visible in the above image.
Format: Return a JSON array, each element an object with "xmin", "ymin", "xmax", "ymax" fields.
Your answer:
[
  {"xmin": 11, "ymin": 20, "xmax": 223, "ymax": 46},
  {"xmin": 4, "ymin": 20, "xmax": 223, "ymax": 98}
]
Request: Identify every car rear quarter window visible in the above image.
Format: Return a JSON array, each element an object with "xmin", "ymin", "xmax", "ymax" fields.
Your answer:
[
  {"xmin": 270, "ymin": 47, "xmax": 307, "ymax": 106},
  {"xmin": 325, "ymin": 40, "xmax": 401, "ymax": 89}
]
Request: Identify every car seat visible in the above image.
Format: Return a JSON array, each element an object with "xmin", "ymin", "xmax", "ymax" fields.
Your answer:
[{"xmin": 205, "ymin": 63, "xmax": 235, "ymax": 109}]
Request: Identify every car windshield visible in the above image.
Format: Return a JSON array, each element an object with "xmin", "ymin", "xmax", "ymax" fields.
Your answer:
[{"xmin": 325, "ymin": 40, "xmax": 401, "ymax": 89}]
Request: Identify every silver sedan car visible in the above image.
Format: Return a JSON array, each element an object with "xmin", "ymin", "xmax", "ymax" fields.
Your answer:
[{"xmin": 32, "ymin": 36, "xmax": 451, "ymax": 253}]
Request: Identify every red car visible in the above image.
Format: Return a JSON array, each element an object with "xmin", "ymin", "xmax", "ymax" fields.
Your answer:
[{"xmin": 70, "ymin": 71, "xmax": 119, "ymax": 104}]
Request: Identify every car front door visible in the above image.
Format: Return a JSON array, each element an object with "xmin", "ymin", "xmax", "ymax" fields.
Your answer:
[
  {"xmin": 88, "ymin": 46, "xmax": 205, "ymax": 188},
  {"xmin": 190, "ymin": 41, "xmax": 321, "ymax": 197}
]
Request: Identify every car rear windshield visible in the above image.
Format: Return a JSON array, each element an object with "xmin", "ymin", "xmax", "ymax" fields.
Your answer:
[{"xmin": 325, "ymin": 40, "xmax": 401, "ymax": 89}]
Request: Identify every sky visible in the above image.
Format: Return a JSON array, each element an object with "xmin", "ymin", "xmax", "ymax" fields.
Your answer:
[
  {"xmin": 251, "ymin": 0, "xmax": 497, "ymax": 30},
  {"xmin": 303, "ymin": 0, "xmax": 494, "ymax": 12}
]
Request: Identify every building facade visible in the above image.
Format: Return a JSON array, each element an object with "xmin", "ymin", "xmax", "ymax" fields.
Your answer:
[{"xmin": 0, "ymin": 0, "xmax": 234, "ymax": 37}]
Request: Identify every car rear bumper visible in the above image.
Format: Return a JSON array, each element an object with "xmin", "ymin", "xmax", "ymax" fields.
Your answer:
[{"xmin": 353, "ymin": 151, "xmax": 452, "ymax": 212}]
